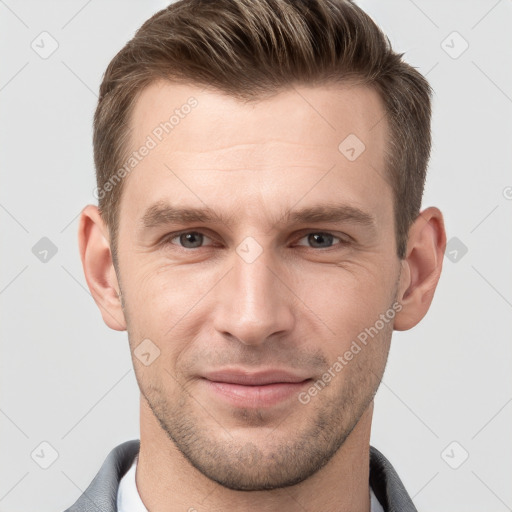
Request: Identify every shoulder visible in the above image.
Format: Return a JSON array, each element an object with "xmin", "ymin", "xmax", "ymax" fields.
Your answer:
[
  {"xmin": 63, "ymin": 439, "xmax": 140, "ymax": 512},
  {"xmin": 369, "ymin": 445, "xmax": 418, "ymax": 512}
]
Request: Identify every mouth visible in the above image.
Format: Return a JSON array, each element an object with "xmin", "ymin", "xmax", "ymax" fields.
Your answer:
[{"xmin": 200, "ymin": 369, "xmax": 312, "ymax": 408}]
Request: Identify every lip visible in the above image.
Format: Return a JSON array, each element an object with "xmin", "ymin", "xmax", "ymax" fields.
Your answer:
[
  {"xmin": 200, "ymin": 369, "xmax": 312, "ymax": 408},
  {"xmin": 201, "ymin": 369, "xmax": 311, "ymax": 386}
]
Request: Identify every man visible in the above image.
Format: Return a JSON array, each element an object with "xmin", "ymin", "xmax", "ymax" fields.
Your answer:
[{"xmin": 66, "ymin": 0, "xmax": 446, "ymax": 510}]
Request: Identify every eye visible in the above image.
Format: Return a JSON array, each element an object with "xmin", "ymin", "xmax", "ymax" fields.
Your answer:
[
  {"xmin": 162, "ymin": 230, "xmax": 347, "ymax": 251},
  {"xmin": 167, "ymin": 231, "xmax": 214, "ymax": 249},
  {"xmin": 295, "ymin": 232, "xmax": 345, "ymax": 249}
]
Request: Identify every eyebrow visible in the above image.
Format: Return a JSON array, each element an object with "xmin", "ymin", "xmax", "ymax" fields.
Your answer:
[
  {"xmin": 140, "ymin": 201, "xmax": 377, "ymax": 233},
  {"xmin": 282, "ymin": 204, "xmax": 376, "ymax": 229},
  {"xmin": 141, "ymin": 202, "xmax": 233, "ymax": 229}
]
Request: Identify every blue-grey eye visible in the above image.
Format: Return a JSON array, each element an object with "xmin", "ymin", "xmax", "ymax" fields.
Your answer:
[
  {"xmin": 296, "ymin": 232, "xmax": 341, "ymax": 248},
  {"xmin": 174, "ymin": 232, "xmax": 206, "ymax": 248}
]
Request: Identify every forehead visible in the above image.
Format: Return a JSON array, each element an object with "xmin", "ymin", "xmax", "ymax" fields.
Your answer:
[
  {"xmin": 129, "ymin": 79, "xmax": 388, "ymax": 160},
  {"xmin": 121, "ymin": 80, "xmax": 391, "ymax": 230}
]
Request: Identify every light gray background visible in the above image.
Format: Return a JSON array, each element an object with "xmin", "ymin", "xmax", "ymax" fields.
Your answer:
[{"xmin": 1, "ymin": 1, "xmax": 511, "ymax": 511}]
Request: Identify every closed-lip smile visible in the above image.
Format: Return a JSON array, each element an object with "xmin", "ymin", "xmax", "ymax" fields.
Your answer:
[
  {"xmin": 201, "ymin": 369, "xmax": 311, "ymax": 385},
  {"xmin": 200, "ymin": 368, "xmax": 312, "ymax": 408}
]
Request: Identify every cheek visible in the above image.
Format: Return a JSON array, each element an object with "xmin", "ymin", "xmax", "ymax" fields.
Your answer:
[
  {"xmin": 122, "ymin": 263, "xmax": 214, "ymax": 363},
  {"xmin": 126, "ymin": 261, "xmax": 207, "ymax": 320},
  {"xmin": 300, "ymin": 264, "xmax": 389, "ymax": 326},
  {"xmin": 296, "ymin": 261, "xmax": 398, "ymax": 372}
]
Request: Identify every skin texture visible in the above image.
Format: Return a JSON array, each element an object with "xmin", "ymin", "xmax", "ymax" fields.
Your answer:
[{"xmin": 79, "ymin": 81, "xmax": 446, "ymax": 512}]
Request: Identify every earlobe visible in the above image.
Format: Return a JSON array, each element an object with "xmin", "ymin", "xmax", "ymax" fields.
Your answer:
[
  {"xmin": 394, "ymin": 207, "xmax": 447, "ymax": 331},
  {"xmin": 78, "ymin": 205, "xmax": 127, "ymax": 331}
]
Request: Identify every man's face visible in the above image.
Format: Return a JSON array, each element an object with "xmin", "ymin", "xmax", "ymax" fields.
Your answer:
[{"xmin": 115, "ymin": 81, "xmax": 402, "ymax": 490}]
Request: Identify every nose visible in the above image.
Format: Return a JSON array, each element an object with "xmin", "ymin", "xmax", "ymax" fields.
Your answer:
[{"xmin": 212, "ymin": 247, "xmax": 295, "ymax": 346}]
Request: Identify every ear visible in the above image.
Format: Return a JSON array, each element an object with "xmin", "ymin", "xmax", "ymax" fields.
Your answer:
[
  {"xmin": 394, "ymin": 206, "xmax": 447, "ymax": 331},
  {"xmin": 78, "ymin": 204, "xmax": 127, "ymax": 331}
]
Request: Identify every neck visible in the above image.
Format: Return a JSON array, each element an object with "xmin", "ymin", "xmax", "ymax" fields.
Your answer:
[{"xmin": 136, "ymin": 397, "xmax": 374, "ymax": 512}]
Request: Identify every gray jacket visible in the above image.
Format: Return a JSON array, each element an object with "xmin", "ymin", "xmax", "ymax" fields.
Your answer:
[{"xmin": 64, "ymin": 440, "xmax": 417, "ymax": 511}]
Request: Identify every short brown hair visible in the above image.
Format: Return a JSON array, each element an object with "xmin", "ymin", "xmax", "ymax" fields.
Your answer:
[{"xmin": 94, "ymin": 0, "xmax": 432, "ymax": 264}]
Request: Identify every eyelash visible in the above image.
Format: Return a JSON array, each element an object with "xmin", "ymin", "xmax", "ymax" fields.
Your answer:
[{"xmin": 162, "ymin": 230, "xmax": 350, "ymax": 250}]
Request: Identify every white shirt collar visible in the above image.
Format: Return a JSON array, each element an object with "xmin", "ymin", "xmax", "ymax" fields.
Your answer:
[{"xmin": 117, "ymin": 454, "xmax": 148, "ymax": 512}]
